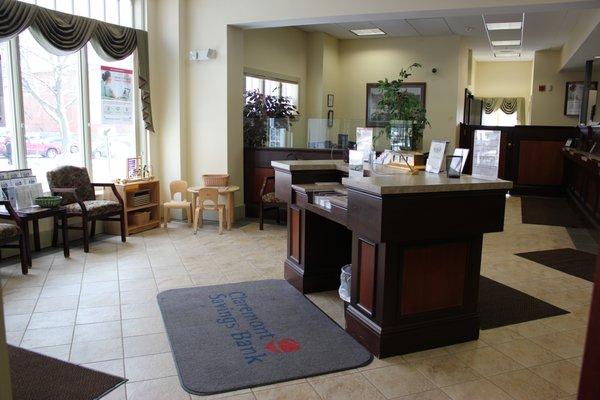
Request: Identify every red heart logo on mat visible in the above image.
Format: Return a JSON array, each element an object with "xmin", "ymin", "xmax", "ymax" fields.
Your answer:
[{"xmin": 265, "ymin": 338, "xmax": 301, "ymax": 353}]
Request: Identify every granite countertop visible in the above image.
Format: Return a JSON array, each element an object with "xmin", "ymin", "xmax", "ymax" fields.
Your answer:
[{"xmin": 273, "ymin": 159, "xmax": 513, "ymax": 196}]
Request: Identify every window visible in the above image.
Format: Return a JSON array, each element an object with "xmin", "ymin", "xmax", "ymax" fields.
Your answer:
[
  {"xmin": 88, "ymin": 44, "xmax": 136, "ymax": 182},
  {"xmin": 0, "ymin": 0, "xmax": 140, "ymax": 198},
  {"xmin": 244, "ymin": 75, "xmax": 299, "ymax": 106},
  {"xmin": 481, "ymin": 109, "xmax": 518, "ymax": 127},
  {"xmin": 19, "ymin": 30, "xmax": 84, "ymax": 191},
  {"xmin": 0, "ymin": 42, "xmax": 17, "ymax": 168},
  {"xmin": 20, "ymin": 0, "xmax": 134, "ymax": 28}
]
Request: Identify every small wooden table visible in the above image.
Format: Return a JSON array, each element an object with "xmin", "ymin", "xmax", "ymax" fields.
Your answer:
[
  {"xmin": 0, "ymin": 206, "xmax": 69, "ymax": 267},
  {"xmin": 188, "ymin": 185, "xmax": 240, "ymax": 230}
]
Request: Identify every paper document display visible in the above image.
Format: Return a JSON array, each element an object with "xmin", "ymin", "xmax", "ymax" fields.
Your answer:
[
  {"xmin": 425, "ymin": 140, "xmax": 449, "ymax": 173},
  {"xmin": 472, "ymin": 130, "xmax": 501, "ymax": 180}
]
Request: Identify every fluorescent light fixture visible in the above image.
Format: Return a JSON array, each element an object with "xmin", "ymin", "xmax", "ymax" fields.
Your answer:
[
  {"xmin": 494, "ymin": 52, "xmax": 520, "ymax": 58},
  {"xmin": 491, "ymin": 40, "xmax": 521, "ymax": 46},
  {"xmin": 350, "ymin": 28, "xmax": 386, "ymax": 36},
  {"xmin": 486, "ymin": 21, "xmax": 522, "ymax": 31}
]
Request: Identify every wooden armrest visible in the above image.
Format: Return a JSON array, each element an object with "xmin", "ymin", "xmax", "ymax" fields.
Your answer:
[
  {"xmin": 0, "ymin": 200, "xmax": 22, "ymax": 224},
  {"xmin": 92, "ymin": 182, "xmax": 124, "ymax": 206}
]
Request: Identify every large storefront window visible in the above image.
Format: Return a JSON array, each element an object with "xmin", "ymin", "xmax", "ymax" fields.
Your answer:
[
  {"xmin": 0, "ymin": 42, "xmax": 17, "ymax": 168},
  {"xmin": 0, "ymin": 0, "xmax": 140, "ymax": 197},
  {"xmin": 19, "ymin": 31, "xmax": 83, "ymax": 191},
  {"xmin": 88, "ymin": 45, "xmax": 136, "ymax": 182}
]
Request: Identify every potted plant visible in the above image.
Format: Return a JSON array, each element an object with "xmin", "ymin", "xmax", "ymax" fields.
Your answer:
[
  {"xmin": 243, "ymin": 90, "xmax": 299, "ymax": 148},
  {"xmin": 374, "ymin": 63, "xmax": 430, "ymax": 151}
]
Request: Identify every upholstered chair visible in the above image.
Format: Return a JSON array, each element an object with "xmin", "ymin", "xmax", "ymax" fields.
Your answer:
[
  {"xmin": 0, "ymin": 201, "xmax": 30, "ymax": 274},
  {"xmin": 47, "ymin": 166, "xmax": 125, "ymax": 252}
]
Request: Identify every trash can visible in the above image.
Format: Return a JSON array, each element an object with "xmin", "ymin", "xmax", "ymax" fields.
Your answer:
[{"xmin": 338, "ymin": 264, "xmax": 351, "ymax": 303}]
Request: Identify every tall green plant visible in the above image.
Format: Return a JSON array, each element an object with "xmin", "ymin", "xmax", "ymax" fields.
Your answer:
[
  {"xmin": 243, "ymin": 90, "xmax": 299, "ymax": 147},
  {"xmin": 374, "ymin": 63, "xmax": 430, "ymax": 149}
]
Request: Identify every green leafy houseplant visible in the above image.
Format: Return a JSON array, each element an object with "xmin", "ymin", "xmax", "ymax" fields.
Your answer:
[
  {"xmin": 373, "ymin": 63, "xmax": 430, "ymax": 150},
  {"xmin": 243, "ymin": 90, "xmax": 299, "ymax": 147}
]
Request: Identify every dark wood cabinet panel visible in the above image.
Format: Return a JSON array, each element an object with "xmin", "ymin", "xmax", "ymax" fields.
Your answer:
[
  {"xmin": 517, "ymin": 140, "xmax": 565, "ymax": 186},
  {"xmin": 400, "ymin": 242, "xmax": 468, "ymax": 316}
]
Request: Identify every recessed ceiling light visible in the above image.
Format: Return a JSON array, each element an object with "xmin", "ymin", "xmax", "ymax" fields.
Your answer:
[
  {"xmin": 494, "ymin": 52, "xmax": 520, "ymax": 58},
  {"xmin": 486, "ymin": 22, "xmax": 522, "ymax": 31},
  {"xmin": 350, "ymin": 28, "xmax": 386, "ymax": 36},
  {"xmin": 491, "ymin": 40, "xmax": 521, "ymax": 46}
]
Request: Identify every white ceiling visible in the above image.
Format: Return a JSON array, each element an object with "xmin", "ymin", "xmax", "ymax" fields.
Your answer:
[{"xmin": 297, "ymin": 10, "xmax": 585, "ymax": 63}]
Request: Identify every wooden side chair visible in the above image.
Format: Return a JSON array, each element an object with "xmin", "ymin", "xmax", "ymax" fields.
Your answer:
[
  {"xmin": 259, "ymin": 176, "xmax": 285, "ymax": 230},
  {"xmin": 163, "ymin": 180, "xmax": 192, "ymax": 227},
  {"xmin": 0, "ymin": 201, "xmax": 29, "ymax": 274},
  {"xmin": 47, "ymin": 166, "xmax": 126, "ymax": 253},
  {"xmin": 193, "ymin": 187, "xmax": 225, "ymax": 235}
]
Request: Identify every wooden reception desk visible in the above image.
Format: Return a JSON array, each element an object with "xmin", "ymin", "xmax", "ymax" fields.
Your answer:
[{"xmin": 272, "ymin": 160, "xmax": 513, "ymax": 357}]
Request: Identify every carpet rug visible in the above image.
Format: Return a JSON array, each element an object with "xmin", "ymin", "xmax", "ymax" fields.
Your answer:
[
  {"xmin": 521, "ymin": 196, "xmax": 589, "ymax": 228},
  {"xmin": 8, "ymin": 345, "xmax": 126, "ymax": 400},
  {"xmin": 516, "ymin": 248, "xmax": 597, "ymax": 282},
  {"xmin": 157, "ymin": 279, "xmax": 372, "ymax": 395},
  {"xmin": 479, "ymin": 276, "xmax": 569, "ymax": 329}
]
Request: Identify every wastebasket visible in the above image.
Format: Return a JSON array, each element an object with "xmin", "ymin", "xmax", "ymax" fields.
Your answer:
[{"xmin": 338, "ymin": 264, "xmax": 351, "ymax": 303}]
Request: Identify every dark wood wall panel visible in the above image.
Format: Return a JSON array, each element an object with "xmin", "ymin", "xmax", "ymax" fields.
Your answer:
[
  {"xmin": 289, "ymin": 206, "xmax": 301, "ymax": 263},
  {"xmin": 400, "ymin": 242, "xmax": 469, "ymax": 316},
  {"xmin": 357, "ymin": 238, "xmax": 377, "ymax": 315},
  {"xmin": 517, "ymin": 140, "xmax": 565, "ymax": 186}
]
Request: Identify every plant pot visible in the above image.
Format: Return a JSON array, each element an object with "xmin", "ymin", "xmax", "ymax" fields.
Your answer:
[{"xmin": 389, "ymin": 120, "xmax": 412, "ymax": 151}]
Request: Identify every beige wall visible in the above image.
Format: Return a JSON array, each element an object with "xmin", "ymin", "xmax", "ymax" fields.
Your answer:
[
  {"xmin": 147, "ymin": 0, "xmax": 598, "ymax": 209},
  {"xmin": 530, "ymin": 49, "xmax": 584, "ymax": 126},
  {"xmin": 336, "ymin": 35, "xmax": 464, "ymax": 150},
  {"xmin": 243, "ymin": 27, "xmax": 308, "ymax": 147},
  {"xmin": 474, "ymin": 61, "xmax": 533, "ymax": 123}
]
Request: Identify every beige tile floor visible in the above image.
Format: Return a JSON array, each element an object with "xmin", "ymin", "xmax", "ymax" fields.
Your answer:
[{"xmin": 0, "ymin": 196, "xmax": 595, "ymax": 400}]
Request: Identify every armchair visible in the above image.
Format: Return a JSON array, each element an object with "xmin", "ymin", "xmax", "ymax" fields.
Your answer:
[
  {"xmin": 47, "ymin": 166, "xmax": 125, "ymax": 253},
  {"xmin": 0, "ymin": 200, "xmax": 30, "ymax": 274},
  {"xmin": 258, "ymin": 176, "xmax": 285, "ymax": 230}
]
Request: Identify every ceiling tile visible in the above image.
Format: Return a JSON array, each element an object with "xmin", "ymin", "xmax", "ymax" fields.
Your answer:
[
  {"xmin": 375, "ymin": 20, "xmax": 419, "ymax": 36},
  {"xmin": 406, "ymin": 18, "xmax": 453, "ymax": 36}
]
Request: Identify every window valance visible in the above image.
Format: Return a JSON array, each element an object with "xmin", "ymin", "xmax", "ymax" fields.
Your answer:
[
  {"xmin": 480, "ymin": 97, "xmax": 526, "ymax": 124},
  {"xmin": 0, "ymin": 0, "xmax": 154, "ymax": 132}
]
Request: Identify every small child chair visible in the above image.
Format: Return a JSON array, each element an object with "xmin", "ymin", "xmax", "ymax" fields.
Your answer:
[
  {"xmin": 193, "ymin": 187, "xmax": 226, "ymax": 234},
  {"xmin": 163, "ymin": 180, "xmax": 192, "ymax": 228}
]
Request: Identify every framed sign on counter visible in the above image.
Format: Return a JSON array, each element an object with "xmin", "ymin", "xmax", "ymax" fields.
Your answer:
[{"xmin": 472, "ymin": 130, "xmax": 501, "ymax": 181}]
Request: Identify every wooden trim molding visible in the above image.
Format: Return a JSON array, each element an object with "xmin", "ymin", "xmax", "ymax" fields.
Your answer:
[
  {"xmin": 289, "ymin": 206, "xmax": 301, "ymax": 263},
  {"xmin": 357, "ymin": 237, "xmax": 377, "ymax": 316}
]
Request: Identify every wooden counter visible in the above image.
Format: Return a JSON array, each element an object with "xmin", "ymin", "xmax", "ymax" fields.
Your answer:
[{"xmin": 273, "ymin": 160, "xmax": 512, "ymax": 357}]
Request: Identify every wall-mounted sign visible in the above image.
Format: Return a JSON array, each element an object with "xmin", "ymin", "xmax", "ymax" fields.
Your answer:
[{"xmin": 101, "ymin": 66, "xmax": 133, "ymax": 124}]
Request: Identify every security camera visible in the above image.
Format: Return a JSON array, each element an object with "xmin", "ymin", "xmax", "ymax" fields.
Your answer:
[{"xmin": 432, "ymin": 68, "xmax": 438, "ymax": 74}]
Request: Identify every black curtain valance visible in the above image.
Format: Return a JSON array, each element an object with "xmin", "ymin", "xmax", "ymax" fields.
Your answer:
[{"xmin": 0, "ymin": 0, "xmax": 154, "ymax": 132}]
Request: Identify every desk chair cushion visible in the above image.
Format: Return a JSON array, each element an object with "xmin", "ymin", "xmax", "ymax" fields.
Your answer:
[
  {"xmin": 47, "ymin": 166, "xmax": 96, "ymax": 205},
  {"xmin": 65, "ymin": 200, "xmax": 122, "ymax": 217},
  {"xmin": 0, "ymin": 223, "xmax": 20, "ymax": 241},
  {"xmin": 261, "ymin": 192, "xmax": 280, "ymax": 203}
]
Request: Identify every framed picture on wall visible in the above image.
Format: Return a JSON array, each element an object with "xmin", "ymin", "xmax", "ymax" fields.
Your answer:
[
  {"xmin": 564, "ymin": 81, "xmax": 598, "ymax": 117},
  {"xmin": 365, "ymin": 82, "xmax": 426, "ymax": 127}
]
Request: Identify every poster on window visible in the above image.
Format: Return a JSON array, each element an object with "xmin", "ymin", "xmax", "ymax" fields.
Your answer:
[
  {"xmin": 0, "ymin": 55, "xmax": 5, "ymax": 128},
  {"xmin": 100, "ymin": 66, "xmax": 133, "ymax": 124}
]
